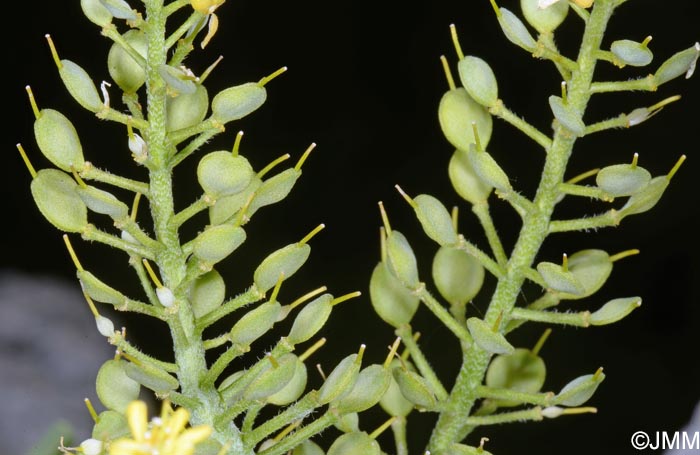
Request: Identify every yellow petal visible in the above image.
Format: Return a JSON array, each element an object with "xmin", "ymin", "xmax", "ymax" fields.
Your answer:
[
  {"xmin": 176, "ymin": 425, "xmax": 213, "ymax": 446},
  {"xmin": 126, "ymin": 401, "xmax": 148, "ymax": 442},
  {"xmin": 109, "ymin": 438, "xmax": 150, "ymax": 455},
  {"xmin": 165, "ymin": 407, "xmax": 190, "ymax": 436},
  {"xmin": 573, "ymin": 0, "xmax": 594, "ymax": 7}
]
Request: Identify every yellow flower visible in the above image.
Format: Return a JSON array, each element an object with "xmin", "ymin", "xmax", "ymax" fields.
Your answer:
[
  {"xmin": 539, "ymin": 0, "xmax": 593, "ymax": 8},
  {"xmin": 109, "ymin": 400, "xmax": 212, "ymax": 455},
  {"xmin": 191, "ymin": 0, "xmax": 225, "ymax": 15}
]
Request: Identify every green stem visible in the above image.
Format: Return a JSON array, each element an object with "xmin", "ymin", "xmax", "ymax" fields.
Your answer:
[
  {"xmin": 557, "ymin": 182, "xmax": 614, "ymax": 202},
  {"xmin": 82, "ymin": 225, "xmax": 156, "ymax": 260},
  {"xmin": 245, "ymin": 392, "xmax": 320, "ymax": 448},
  {"xmin": 510, "ymin": 307, "xmax": 591, "ymax": 327},
  {"xmin": 396, "ymin": 325, "xmax": 448, "ymax": 401},
  {"xmin": 489, "ymin": 101, "xmax": 552, "ymax": 151},
  {"xmin": 472, "ymin": 203, "xmax": 508, "ymax": 266},
  {"xmin": 464, "ymin": 407, "xmax": 543, "ymax": 426},
  {"xmin": 257, "ymin": 412, "xmax": 337, "ymax": 455},
  {"xmin": 590, "ymin": 75, "xmax": 657, "ymax": 94},
  {"xmin": 455, "ymin": 235, "xmax": 504, "ymax": 279},
  {"xmin": 172, "ymin": 196, "xmax": 212, "ymax": 228},
  {"xmin": 549, "ymin": 209, "xmax": 620, "ymax": 233},
  {"xmin": 195, "ymin": 287, "xmax": 265, "ymax": 332},
  {"xmin": 80, "ymin": 165, "xmax": 150, "ymax": 195},
  {"xmin": 475, "ymin": 385, "xmax": 554, "ymax": 406},
  {"xmin": 392, "ymin": 416, "xmax": 409, "ymax": 455},
  {"xmin": 416, "ymin": 286, "xmax": 472, "ymax": 344}
]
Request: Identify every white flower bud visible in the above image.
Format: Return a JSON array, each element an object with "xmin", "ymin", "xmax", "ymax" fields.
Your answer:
[
  {"xmin": 95, "ymin": 315, "xmax": 115, "ymax": 337},
  {"xmin": 128, "ymin": 133, "xmax": 148, "ymax": 161},
  {"xmin": 156, "ymin": 286, "xmax": 175, "ymax": 307},
  {"xmin": 542, "ymin": 406, "xmax": 564, "ymax": 418},
  {"xmin": 80, "ymin": 438, "xmax": 103, "ymax": 455}
]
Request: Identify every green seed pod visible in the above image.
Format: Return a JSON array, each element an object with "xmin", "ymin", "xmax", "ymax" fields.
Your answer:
[
  {"xmin": 77, "ymin": 186, "xmax": 129, "ymax": 219},
  {"xmin": 432, "ymin": 245, "xmax": 485, "ymax": 306},
  {"xmin": 328, "ymin": 432, "xmax": 380, "ymax": 455},
  {"xmin": 292, "ymin": 441, "xmax": 325, "ymax": 455},
  {"xmin": 611, "ymin": 39, "xmax": 653, "ymax": 67},
  {"xmin": 249, "ymin": 168, "xmax": 301, "ymax": 214},
  {"xmin": 209, "ymin": 177, "xmax": 262, "ymax": 225},
  {"xmin": 197, "ymin": 151, "xmax": 254, "ymax": 197},
  {"xmin": 334, "ymin": 364, "xmax": 391, "ymax": 414},
  {"xmin": 92, "ymin": 410, "xmax": 129, "ymax": 441},
  {"xmin": 266, "ymin": 355, "xmax": 307, "ymax": 406},
  {"xmin": 243, "ymin": 354, "xmax": 297, "ymax": 401},
  {"xmin": 468, "ymin": 144, "xmax": 512, "ymax": 193},
  {"xmin": 123, "ymin": 361, "xmax": 179, "ymax": 394},
  {"xmin": 288, "ymin": 294, "xmax": 333, "ymax": 345},
  {"xmin": 192, "ymin": 224, "xmax": 246, "ymax": 265},
  {"xmin": 379, "ymin": 359, "xmax": 414, "ymax": 417},
  {"xmin": 167, "ymin": 84, "xmax": 209, "ymax": 132},
  {"xmin": 107, "ymin": 29, "xmax": 147, "ymax": 93},
  {"xmin": 193, "ymin": 440, "xmax": 223, "ymax": 455},
  {"xmin": 78, "ymin": 270, "xmax": 126, "ymax": 305},
  {"xmin": 158, "ymin": 64, "xmax": 196, "ymax": 95},
  {"xmin": 412, "ymin": 194, "xmax": 458, "ymax": 246},
  {"xmin": 596, "ymin": 163, "xmax": 652, "ymax": 197},
  {"xmin": 254, "ymin": 243, "xmax": 311, "ymax": 293},
  {"xmin": 317, "ymin": 353, "xmax": 361, "ymax": 404},
  {"xmin": 218, "ymin": 370, "xmax": 246, "ymax": 393},
  {"xmin": 392, "ymin": 366, "xmax": 437, "ymax": 409},
  {"xmin": 438, "ymin": 88, "xmax": 493, "ymax": 151},
  {"xmin": 485, "ymin": 348, "xmax": 546, "ymax": 407},
  {"xmin": 448, "ymin": 148, "xmax": 492, "ymax": 204},
  {"xmin": 60, "ymin": 60, "xmax": 102, "ymax": 112},
  {"xmin": 31, "ymin": 169, "xmax": 88, "ymax": 233},
  {"xmin": 386, "ymin": 231, "xmax": 420, "ymax": 289},
  {"xmin": 655, "ymin": 42, "xmax": 700, "ymax": 86},
  {"xmin": 520, "ymin": 0, "xmax": 568, "ymax": 34},
  {"xmin": 619, "ymin": 176, "xmax": 669, "ymax": 217},
  {"xmin": 590, "ymin": 296, "xmax": 642, "ymax": 326},
  {"xmin": 447, "ymin": 443, "xmax": 494, "ymax": 455},
  {"xmin": 458, "ymin": 56, "xmax": 499, "ymax": 108},
  {"xmin": 189, "ymin": 270, "xmax": 225, "ymax": 319},
  {"xmin": 548, "ymin": 95, "xmax": 585, "ymax": 137},
  {"xmin": 229, "ymin": 301, "xmax": 282, "ymax": 347},
  {"xmin": 81, "ymin": 0, "xmax": 113, "ymax": 27},
  {"xmin": 95, "ymin": 359, "xmax": 141, "ymax": 413},
  {"xmin": 497, "ymin": 7, "xmax": 537, "ymax": 51},
  {"xmin": 212, "ymin": 82, "xmax": 267, "ymax": 124},
  {"xmin": 100, "ymin": 0, "xmax": 137, "ymax": 20},
  {"xmin": 556, "ymin": 371, "xmax": 605, "ymax": 406},
  {"xmin": 467, "ymin": 317, "xmax": 515, "ymax": 355},
  {"xmin": 34, "ymin": 109, "xmax": 85, "ymax": 173},
  {"xmin": 555, "ymin": 249, "xmax": 613, "ymax": 300},
  {"xmin": 334, "ymin": 412, "xmax": 359, "ymax": 433},
  {"xmin": 536, "ymin": 261, "xmax": 586, "ymax": 296},
  {"xmin": 369, "ymin": 262, "xmax": 420, "ymax": 328}
]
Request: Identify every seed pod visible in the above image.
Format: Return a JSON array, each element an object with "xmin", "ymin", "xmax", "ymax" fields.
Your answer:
[
  {"xmin": 31, "ymin": 169, "xmax": 88, "ymax": 233},
  {"xmin": 167, "ymin": 85, "xmax": 209, "ymax": 131},
  {"xmin": 218, "ymin": 370, "xmax": 245, "ymax": 394},
  {"xmin": 412, "ymin": 194, "xmax": 458, "ymax": 246},
  {"xmin": 77, "ymin": 186, "xmax": 129, "ymax": 219},
  {"xmin": 393, "ymin": 367, "xmax": 437, "ymax": 409},
  {"xmin": 590, "ymin": 296, "xmax": 642, "ymax": 326},
  {"xmin": 288, "ymin": 294, "xmax": 333, "ymax": 345},
  {"xmin": 158, "ymin": 64, "xmax": 197, "ymax": 95},
  {"xmin": 468, "ymin": 144, "xmax": 512, "ymax": 193},
  {"xmin": 467, "ymin": 317, "xmax": 515, "ymax": 355},
  {"xmin": 34, "ymin": 109, "xmax": 85, "ymax": 172},
  {"xmin": 212, "ymin": 82, "xmax": 266, "ymax": 124},
  {"xmin": 249, "ymin": 168, "xmax": 301, "ymax": 214},
  {"xmin": 334, "ymin": 412, "xmax": 359, "ymax": 433},
  {"xmin": 317, "ymin": 353, "xmax": 361, "ymax": 404},
  {"xmin": 96, "ymin": 359, "xmax": 141, "ymax": 413},
  {"xmin": 334, "ymin": 364, "xmax": 391, "ymax": 414},
  {"xmin": 107, "ymin": 29, "xmax": 147, "ymax": 93},
  {"xmin": 123, "ymin": 361, "xmax": 179, "ymax": 394},
  {"xmin": 485, "ymin": 348, "xmax": 546, "ymax": 407},
  {"xmin": 448, "ymin": 149, "xmax": 492, "ymax": 204},
  {"xmin": 520, "ymin": 0, "xmax": 568, "ymax": 34},
  {"xmin": 596, "ymin": 163, "xmax": 651, "ymax": 197},
  {"xmin": 92, "ymin": 410, "xmax": 129, "ymax": 441},
  {"xmin": 448, "ymin": 443, "xmax": 494, "ymax": 455},
  {"xmin": 193, "ymin": 440, "xmax": 223, "ymax": 455},
  {"xmin": 536, "ymin": 261, "xmax": 586, "ymax": 296},
  {"xmin": 611, "ymin": 39, "xmax": 653, "ymax": 67},
  {"xmin": 655, "ymin": 42, "xmax": 700, "ymax": 85},
  {"xmin": 243, "ymin": 354, "xmax": 297, "ymax": 401},
  {"xmin": 548, "ymin": 95, "xmax": 585, "ymax": 137},
  {"xmin": 100, "ymin": 0, "xmax": 137, "ymax": 20},
  {"xmin": 292, "ymin": 441, "xmax": 325, "ymax": 455},
  {"xmin": 266, "ymin": 355, "xmax": 307, "ymax": 405},
  {"xmin": 432, "ymin": 245, "xmax": 485, "ymax": 306},
  {"xmin": 438, "ymin": 88, "xmax": 493, "ymax": 151},
  {"xmin": 79, "ymin": 270, "xmax": 127, "ymax": 305},
  {"xmin": 328, "ymin": 432, "xmax": 380, "ymax": 455},
  {"xmin": 555, "ymin": 249, "xmax": 612, "ymax": 300},
  {"xmin": 619, "ymin": 176, "xmax": 669, "ymax": 217},
  {"xmin": 197, "ymin": 151, "xmax": 254, "ymax": 197},
  {"xmin": 81, "ymin": 0, "xmax": 113, "ymax": 26},
  {"xmin": 385, "ymin": 231, "xmax": 420, "ymax": 289},
  {"xmin": 458, "ymin": 56, "xmax": 499, "ymax": 107},
  {"xmin": 193, "ymin": 224, "xmax": 246, "ymax": 265},
  {"xmin": 189, "ymin": 270, "xmax": 225, "ymax": 318},
  {"xmin": 497, "ymin": 7, "xmax": 537, "ymax": 51},
  {"xmin": 254, "ymin": 243, "xmax": 311, "ymax": 293},
  {"xmin": 556, "ymin": 371, "xmax": 605, "ymax": 406},
  {"xmin": 60, "ymin": 60, "xmax": 103, "ymax": 112},
  {"xmin": 229, "ymin": 301, "xmax": 282, "ymax": 347},
  {"xmin": 369, "ymin": 262, "xmax": 420, "ymax": 328},
  {"xmin": 379, "ymin": 359, "xmax": 414, "ymax": 417},
  {"xmin": 209, "ymin": 177, "xmax": 261, "ymax": 225}
]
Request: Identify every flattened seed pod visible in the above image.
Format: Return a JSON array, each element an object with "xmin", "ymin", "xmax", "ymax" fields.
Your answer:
[
  {"xmin": 254, "ymin": 243, "xmax": 311, "ymax": 293},
  {"xmin": 95, "ymin": 359, "xmax": 141, "ymax": 413},
  {"xmin": 596, "ymin": 163, "xmax": 651, "ymax": 197},
  {"xmin": 392, "ymin": 367, "xmax": 437, "ymax": 409},
  {"xmin": 81, "ymin": 0, "xmax": 113, "ymax": 27},
  {"xmin": 379, "ymin": 360, "xmax": 414, "ymax": 417},
  {"xmin": 209, "ymin": 177, "xmax": 261, "ymax": 225},
  {"xmin": 556, "ymin": 371, "xmax": 605, "ymax": 406},
  {"xmin": 101, "ymin": 0, "xmax": 137, "ymax": 20},
  {"xmin": 611, "ymin": 39, "xmax": 653, "ymax": 67},
  {"xmin": 212, "ymin": 82, "xmax": 267, "ymax": 124},
  {"xmin": 328, "ymin": 432, "xmax": 380, "ymax": 455},
  {"xmin": 91, "ymin": 410, "xmax": 129, "ymax": 441},
  {"xmin": 655, "ymin": 43, "xmax": 700, "ymax": 85},
  {"xmin": 485, "ymin": 348, "xmax": 546, "ymax": 407},
  {"xmin": 31, "ymin": 169, "xmax": 88, "ymax": 233},
  {"xmin": 467, "ymin": 144, "xmax": 512, "ymax": 193},
  {"xmin": 317, "ymin": 353, "xmax": 361, "ymax": 404},
  {"xmin": 158, "ymin": 64, "xmax": 196, "ymax": 95},
  {"xmin": 334, "ymin": 412, "xmax": 359, "ymax": 433},
  {"xmin": 197, "ymin": 151, "xmax": 254, "ymax": 197},
  {"xmin": 77, "ymin": 186, "xmax": 129, "ymax": 219},
  {"xmin": 438, "ymin": 88, "xmax": 493, "ymax": 151},
  {"xmin": 334, "ymin": 364, "xmax": 391, "ymax": 414},
  {"xmin": 536, "ymin": 261, "xmax": 586, "ymax": 296},
  {"xmin": 189, "ymin": 270, "xmax": 225, "ymax": 318},
  {"xmin": 432, "ymin": 245, "xmax": 485, "ymax": 306},
  {"xmin": 619, "ymin": 176, "xmax": 669, "ymax": 217},
  {"xmin": 108, "ymin": 29, "xmax": 147, "ymax": 93},
  {"xmin": 34, "ymin": 109, "xmax": 85, "ymax": 172},
  {"xmin": 385, "ymin": 231, "xmax": 420, "ymax": 289},
  {"xmin": 229, "ymin": 301, "xmax": 282, "ymax": 347},
  {"xmin": 266, "ymin": 355, "xmax": 307, "ymax": 405},
  {"xmin": 192, "ymin": 224, "xmax": 246, "ymax": 265},
  {"xmin": 243, "ymin": 354, "xmax": 297, "ymax": 401},
  {"xmin": 590, "ymin": 297, "xmax": 642, "ymax": 326},
  {"xmin": 555, "ymin": 249, "xmax": 612, "ymax": 300},
  {"xmin": 292, "ymin": 441, "xmax": 325, "ymax": 455},
  {"xmin": 520, "ymin": 0, "xmax": 568, "ymax": 34},
  {"xmin": 369, "ymin": 262, "xmax": 420, "ymax": 328},
  {"xmin": 249, "ymin": 168, "xmax": 301, "ymax": 213},
  {"xmin": 448, "ymin": 148, "xmax": 492, "ymax": 204},
  {"xmin": 497, "ymin": 7, "xmax": 537, "ymax": 51},
  {"xmin": 449, "ymin": 443, "xmax": 494, "ymax": 455},
  {"xmin": 458, "ymin": 56, "xmax": 499, "ymax": 108},
  {"xmin": 413, "ymin": 194, "xmax": 457, "ymax": 246},
  {"xmin": 548, "ymin": 95, "xmax": 585, "ymax": 137},
  {"xmin": 78, "ymin": 270, "xmax": 127, "ymax": 305},
  {"xmin": 466, "ymin": 317, "xmax": 514, "ymax": 355},
  {"xmin": 288, "ymin": 294, "xmax": 333, "ymax": 345},
  {"xmin": 60, "ymin": 60, "xmax": 103, "ymax": 112},
  {"xmin": 167, "ymin": 84, "xmax": 209, "ymax": 131},
  {"xmin": 123, "ymin": 361, "xmax": 179, "ymax": 394}
]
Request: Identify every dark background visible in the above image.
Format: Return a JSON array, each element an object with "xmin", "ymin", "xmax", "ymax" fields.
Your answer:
[{"xmin": 4, "ymin": 1, "xmax": 699, "ymax": 454}]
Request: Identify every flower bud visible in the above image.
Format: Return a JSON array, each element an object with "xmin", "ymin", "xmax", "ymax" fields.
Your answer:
[
  {"xmin": 60, "ymin": 60, "xmax": 103, "ymax": 112},
  {"xmin": 30, "ymin": 169, "xmax": 88, "ymax": 233},
  {"xmin": 385, "ymin": 231, "xmax": 420, "ymax": 289},
  {"xmin": 197, "ymin": 151, "xmax": 254, "ymax": 197},
  {"xmin": 485, "ymin": 348, "xmax": 546, "ymax": 407},
  {"xmin": 438, "ymin": 88, "xmax": 493, "ymax": 151},
  {"xmin": 166, "ymin": 85, "xmax": 209, "ymax": 131},
  {"xmin": 432, "ymin": 245, "xmax": 485, "ymax": 306},
  {"xmin": 448, "ymin": 148, "xmax": 492, "ymax": 204},
  {"xmin": 548, "ymin": 95, "xmax": 585, "ymax": 137},
  {"xmin": 156, "ymin": 286, "xmax": 175, "ymax": 307},
  {"xmin": 191, "ymin": 0, "xmax": 225, "ymax": 14},
  {"xmin": 589, "ymin": 296, "xmax": 642, "ymax": 326},
  {"xmin": 266, "ymin": 355, "xmax": 307, "ymax": 406},
  {"xmin": 229, "ymin": 301, "xmax": 282, "ymax": 346},
  {"xmin": 34, "ymin": 109, "xmax": 85, "ymax": 172},
  {"xmin": 288, "ymin": 294, "xmax": 333, "ymax": 345},
  {"xmin": 611, "ymin": 39, "xmax": 653, "ymax": 67},
  {"xmin": 369, "ymin": 262, "xmax": 419, "ymax": 328},
  {"xmin": 81, "ymin": 0, "xmax": 113, "ymax": 27},
  {"xmin": 655, "ymin": 42, "xmax": 700, "ymax": 85},
  {"xmin": 79, "ymin": 438, "xmax": 103, "ymax": 455},
  {"xmin": 596, "ymin": 163, "xmax": 651, "ymax": 197},
  {"xmin": 334, "ymin": 364, "xmax": 391, "ymax": 414},
  {"xmin": 95, "ymin": 315, "xmax": 115, "ymax": 338},
  {"xmin": 458, "ymin": 56, "xmax": 499, "ymax": 107},
  {"xmin": 412, "ymin": 194, "xmax": 458, "ymax": 246},
  {"xmin": 254, "ymin": 243, "xmax": 311, "ymax": 293},
  {"xmin": 555, "ymin": 370, "xmax": 605, "ymax": 406},
  {"xmin": 520, "ymin": 0, "xmax": 568, "ymax": 34},
  {"xmin": 192, "ymin": 224, "xmax": 246, "ymax": 265},
  {"xmin": 189, "ymin": 270, "xmax": 225, "ymax": 318},
  {"xmin": 467, "ymin": 317, "xmax": 515, "ymax": 355},
  {"xmin": 77, "ymin": 186, "xmax": 129, "ymax": 219},
  {"xmin": 96, "ymin": 359, "xmax": 141, "ymax": 413},
  {"xmin": 328, "ymin": 432, "xmax": 380, "ymax": 455},
  {"xmin": 108, "ymin": 30, "xmax": 147, "ymax": 93},
  {"xmin": 212, "ymin": 82, "xmax": 266, "ymax": 124}
]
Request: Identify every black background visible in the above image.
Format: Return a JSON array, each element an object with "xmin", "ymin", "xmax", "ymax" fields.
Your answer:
[{"xmin": 4, "ymin": 1, "xmax": 700, "ymax": 454}]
